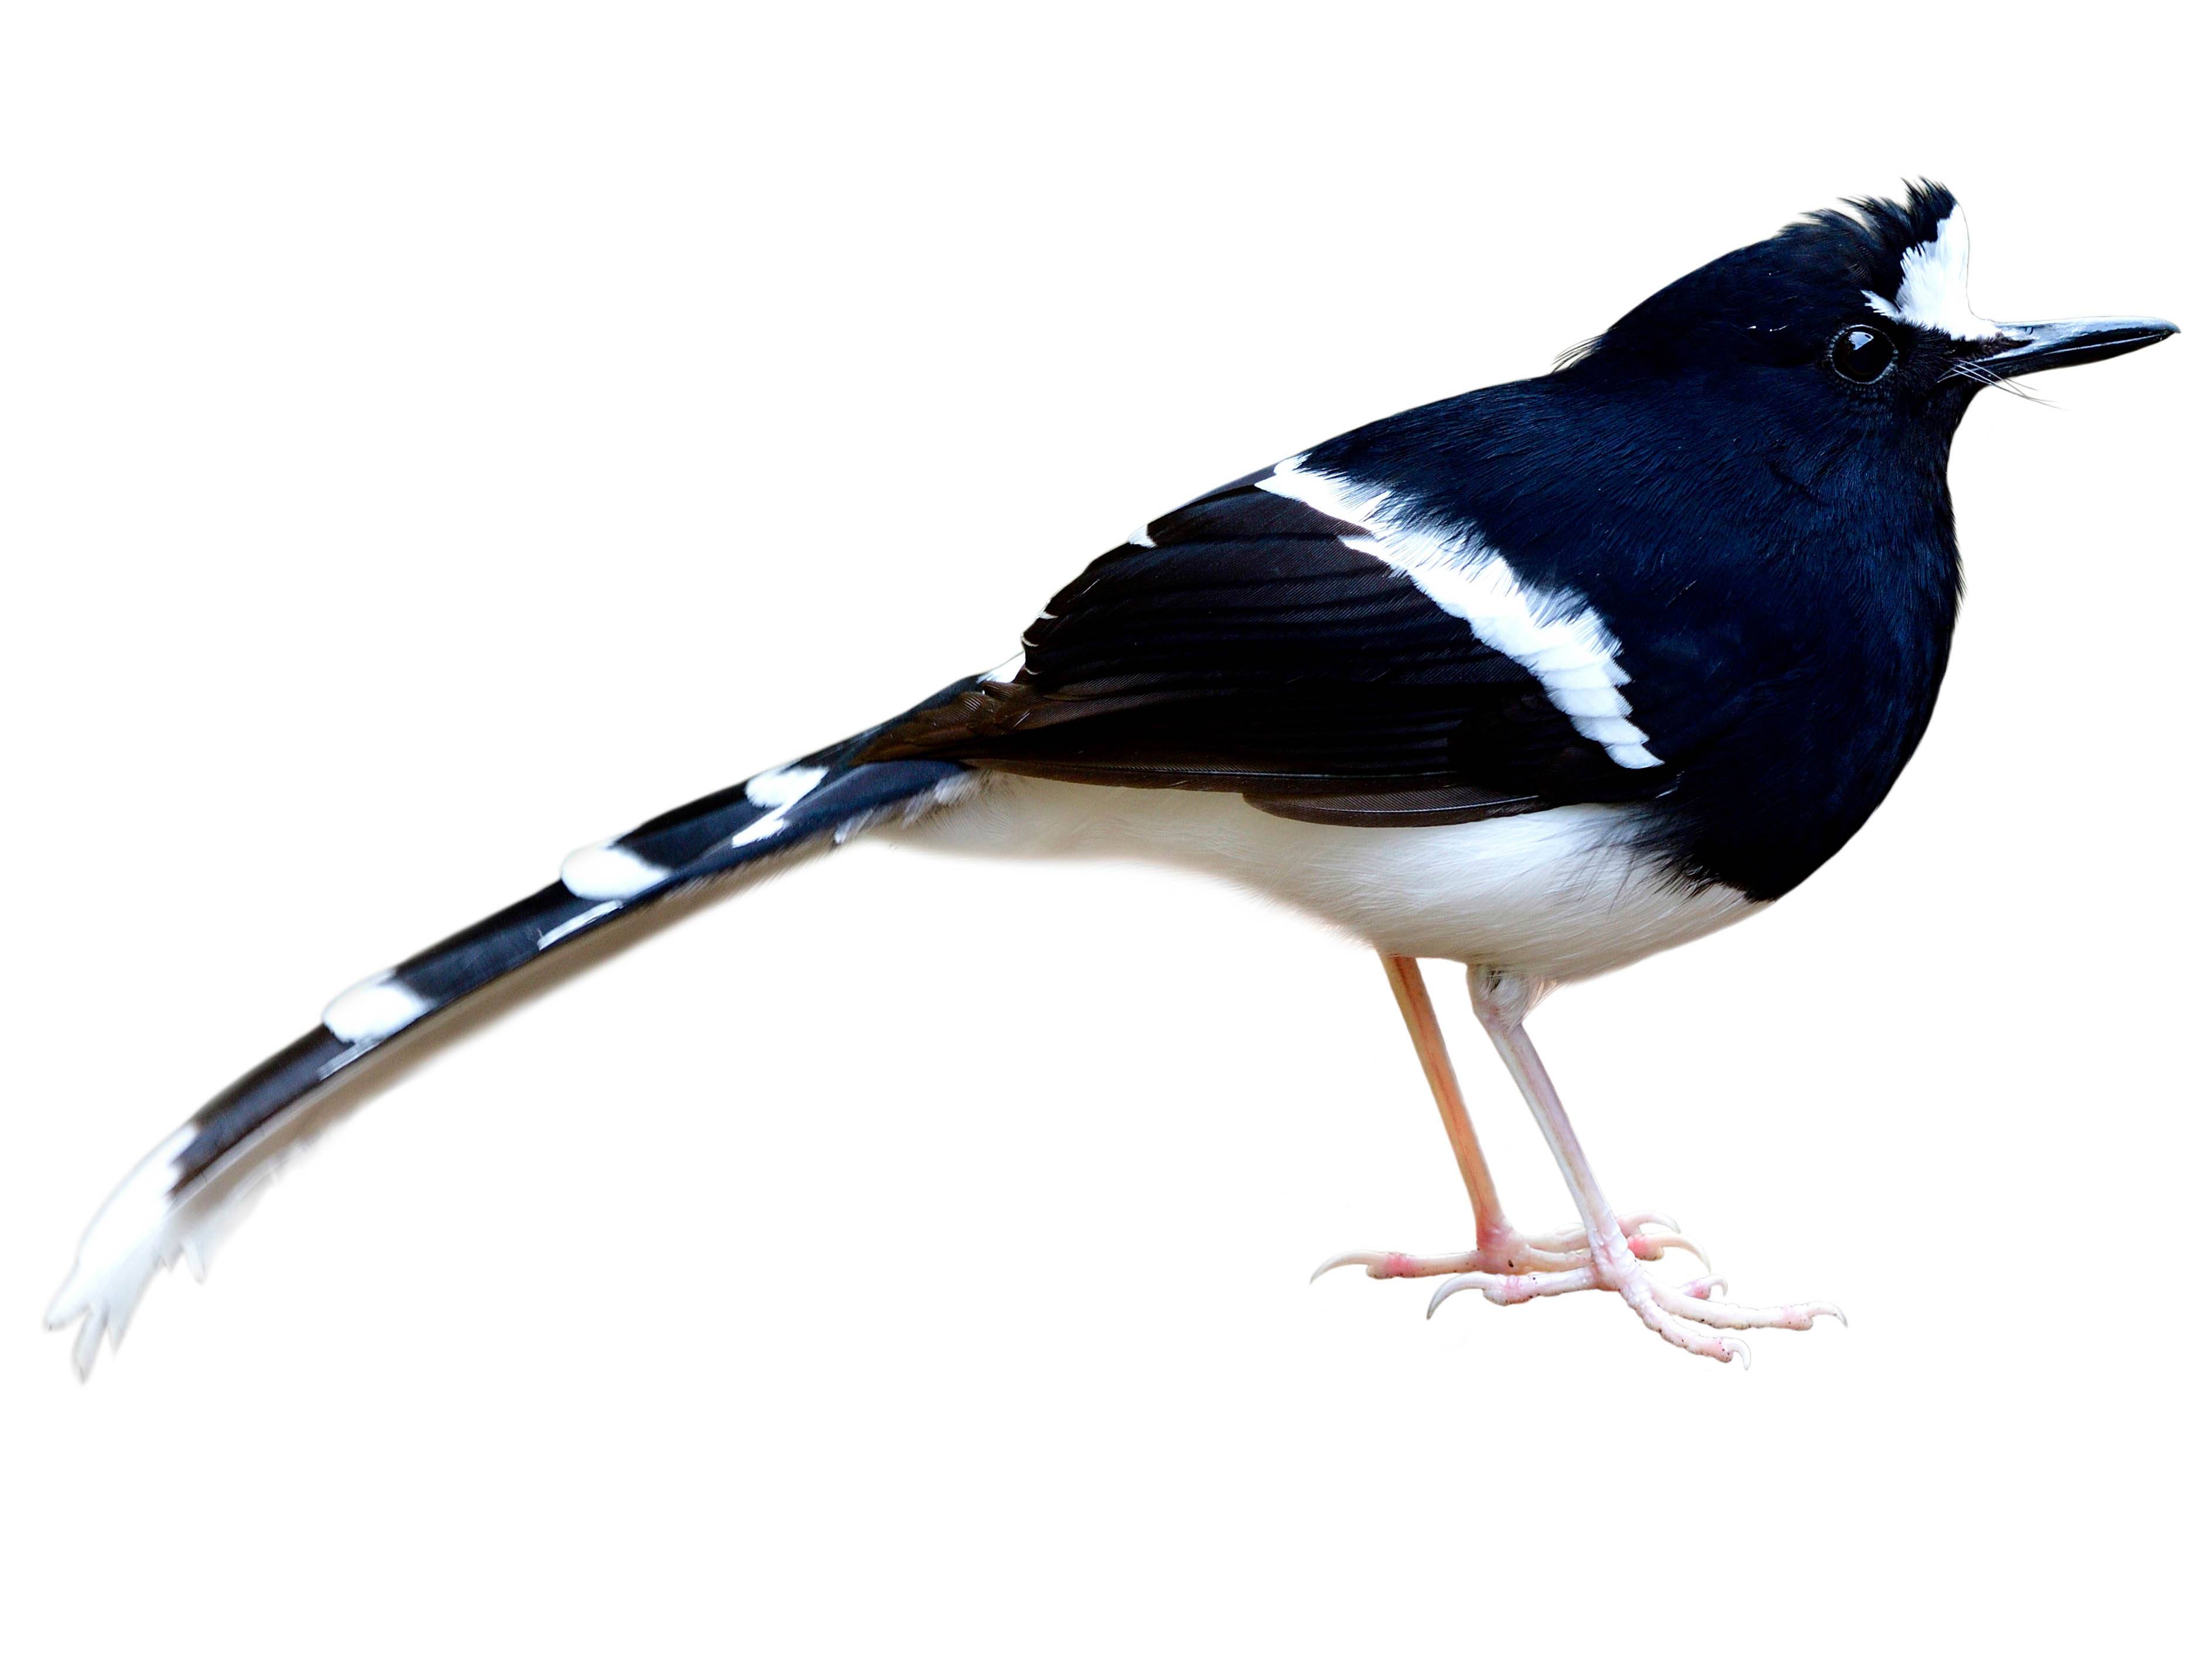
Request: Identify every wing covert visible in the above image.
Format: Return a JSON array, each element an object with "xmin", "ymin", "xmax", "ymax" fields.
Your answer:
[{"xmin": 864, "ymin": 474, "xmax": 1677, "ymax": 825}]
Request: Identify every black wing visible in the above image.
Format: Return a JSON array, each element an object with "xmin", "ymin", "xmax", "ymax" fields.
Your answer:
[{"xmin": 862, "ymin": 473, "xmax": 1676, "ymax": 826}]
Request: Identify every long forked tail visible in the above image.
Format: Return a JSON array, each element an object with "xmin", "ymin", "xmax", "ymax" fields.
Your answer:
[{"xmin": 47, "ymin": 716, "xmax": 975, "ymax": 1377}]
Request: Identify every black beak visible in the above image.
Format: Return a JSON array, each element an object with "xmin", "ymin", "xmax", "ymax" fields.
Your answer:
[{"xmin": 1972, "ymin": 316, "xmax": 2178, "ymax": 379}]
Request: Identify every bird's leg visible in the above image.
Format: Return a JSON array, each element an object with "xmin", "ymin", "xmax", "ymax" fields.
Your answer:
[
  {"xmin": 1311, "ymin": 955, "xmax": 1700, "ymax": 1283},
  {"xmin": 1426, "ymin": 967, "xmax": 1845, "ymax": 1364}
]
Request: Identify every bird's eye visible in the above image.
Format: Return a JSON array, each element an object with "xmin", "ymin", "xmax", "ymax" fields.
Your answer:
[{"xmin": 1828, "ymin": 324, "xmax": 1897, "ymax": 384}]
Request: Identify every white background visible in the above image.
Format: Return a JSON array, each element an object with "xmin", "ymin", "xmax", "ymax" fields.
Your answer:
[{"xmin": 3, "ymin": 4, "xmax": 2203, "ymax": 1653}]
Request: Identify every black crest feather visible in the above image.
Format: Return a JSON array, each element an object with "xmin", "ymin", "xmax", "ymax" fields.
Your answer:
[
  {"xmin": 1564, "ymin": 180, "xmax": 1960, "ymax": 372},
  {"xmin": 1784, "ymin": 179, "xmax": 1958, "ymax": 295}
]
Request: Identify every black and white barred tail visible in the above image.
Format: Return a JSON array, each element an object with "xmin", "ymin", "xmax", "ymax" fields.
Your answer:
[{"xmin": 47, "ymin": 713, "xmax": 975, "ymax": 1377}]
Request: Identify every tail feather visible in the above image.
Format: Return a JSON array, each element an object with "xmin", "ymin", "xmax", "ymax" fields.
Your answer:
[{"xmin": 47, "ymin": 730, "xmax": 973, "ymax": 1377}]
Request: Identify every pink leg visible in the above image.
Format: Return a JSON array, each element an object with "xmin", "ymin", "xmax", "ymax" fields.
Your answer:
[
  {"xmin": 1428, "ymin": 967, "xmax": 1845, "ymax": 1365},
  {"xmin": 1312, "ymin": 956, "xmax": 1701, "ymax": 1282}
]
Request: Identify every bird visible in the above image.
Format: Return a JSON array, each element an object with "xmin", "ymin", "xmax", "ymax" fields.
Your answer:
[{"xmin": 49, "ymin": 182, "xmax": 2177, "ymax": 1375}]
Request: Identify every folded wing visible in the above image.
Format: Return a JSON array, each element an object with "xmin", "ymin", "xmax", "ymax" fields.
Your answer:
[{"xmin": 864, "ymin": 470, "xmax": 1676, "ymax": 826}]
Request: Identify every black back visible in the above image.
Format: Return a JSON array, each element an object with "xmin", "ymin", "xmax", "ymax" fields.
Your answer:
[{"xmin": 870, "ymin": 185, "xmax": 1987, "ymax": 901}]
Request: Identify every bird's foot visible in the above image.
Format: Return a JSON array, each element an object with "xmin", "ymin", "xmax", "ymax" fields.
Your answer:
[
  {"xmin": 1424, "ymin": 1224, "xmax": 1844, "ymax": 1366},
  {"xmin": 1311, "ymin": 1211, "xmax": 1698, "ymax": 1281}
]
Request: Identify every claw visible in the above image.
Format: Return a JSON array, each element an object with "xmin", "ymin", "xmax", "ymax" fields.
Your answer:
[
  {"xmin": 1426, "ymin": 1275, "xmax": 1472, "ymax": 1318},
  {"xmin": 1625, "ymin": 1230, "xmax": 1712, "ymax": 1270},
  {"xmin": 1311, "ymin": 1251, "xmax": 1371, "ymax": 1282},
  {"xmin": 1722, "ymin": 1338, "xmax": 1751, "ymax": 1369}
]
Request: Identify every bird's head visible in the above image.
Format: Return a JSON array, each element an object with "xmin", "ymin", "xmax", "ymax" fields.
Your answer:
[{"xmin": 1562, "ymin": 182, "xmax": 2176, "ymax": 443}]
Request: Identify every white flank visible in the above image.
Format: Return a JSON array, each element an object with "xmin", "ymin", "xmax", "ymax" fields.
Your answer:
[
  {"xmin": 560, "ymin": 839, "xmax": 670, "ymax": 901},
  {"xmin": 1129, "ymin": 526, "xmax": 1157, "ymax": 548},
  {"xmin": 322, "ymin": 970, "xmax": 431, "ymax": 1044},
  {"xmin": 901, "ymin": 777, "xmax": 1758, "ymax": 984},
  {"xmin": 744, "ymin": 764, "xmax": 828, "ymax": 809},
  {"xmin": 1863, "ymin": 209, "xmax": 2000, "ymax": 341},
  {"xmin": 1259, "ymin": 459, "xmax": 1662, "ymax": 769}
]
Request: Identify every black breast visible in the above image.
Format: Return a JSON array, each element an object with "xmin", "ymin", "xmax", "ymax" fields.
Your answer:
[{"xmin": 1307, "ymin": 376, "xmax": 1965, "ymax": 902}]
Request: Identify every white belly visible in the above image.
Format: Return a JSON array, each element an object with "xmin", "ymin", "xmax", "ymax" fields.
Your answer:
[{"xmin": 894, "ymin": 775, "xmax": 1761, "ymax": 983}]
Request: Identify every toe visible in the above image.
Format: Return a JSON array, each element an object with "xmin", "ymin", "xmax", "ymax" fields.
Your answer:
[
  {"xmin": 1313, "ymin": 1247, "xmax": 1489, "ymax": 1282},
  {"xmin": 1427, "ymin": 1265, "xmax": 1599, "ymax": 1315},
  {"xmin": 1625, "ymin": 1230, "xmax": 1712, "ymax": 1271},
  {"xmin": 1650, "ymin": 1278, "xmax": 1847, "ymax": 1332}
]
